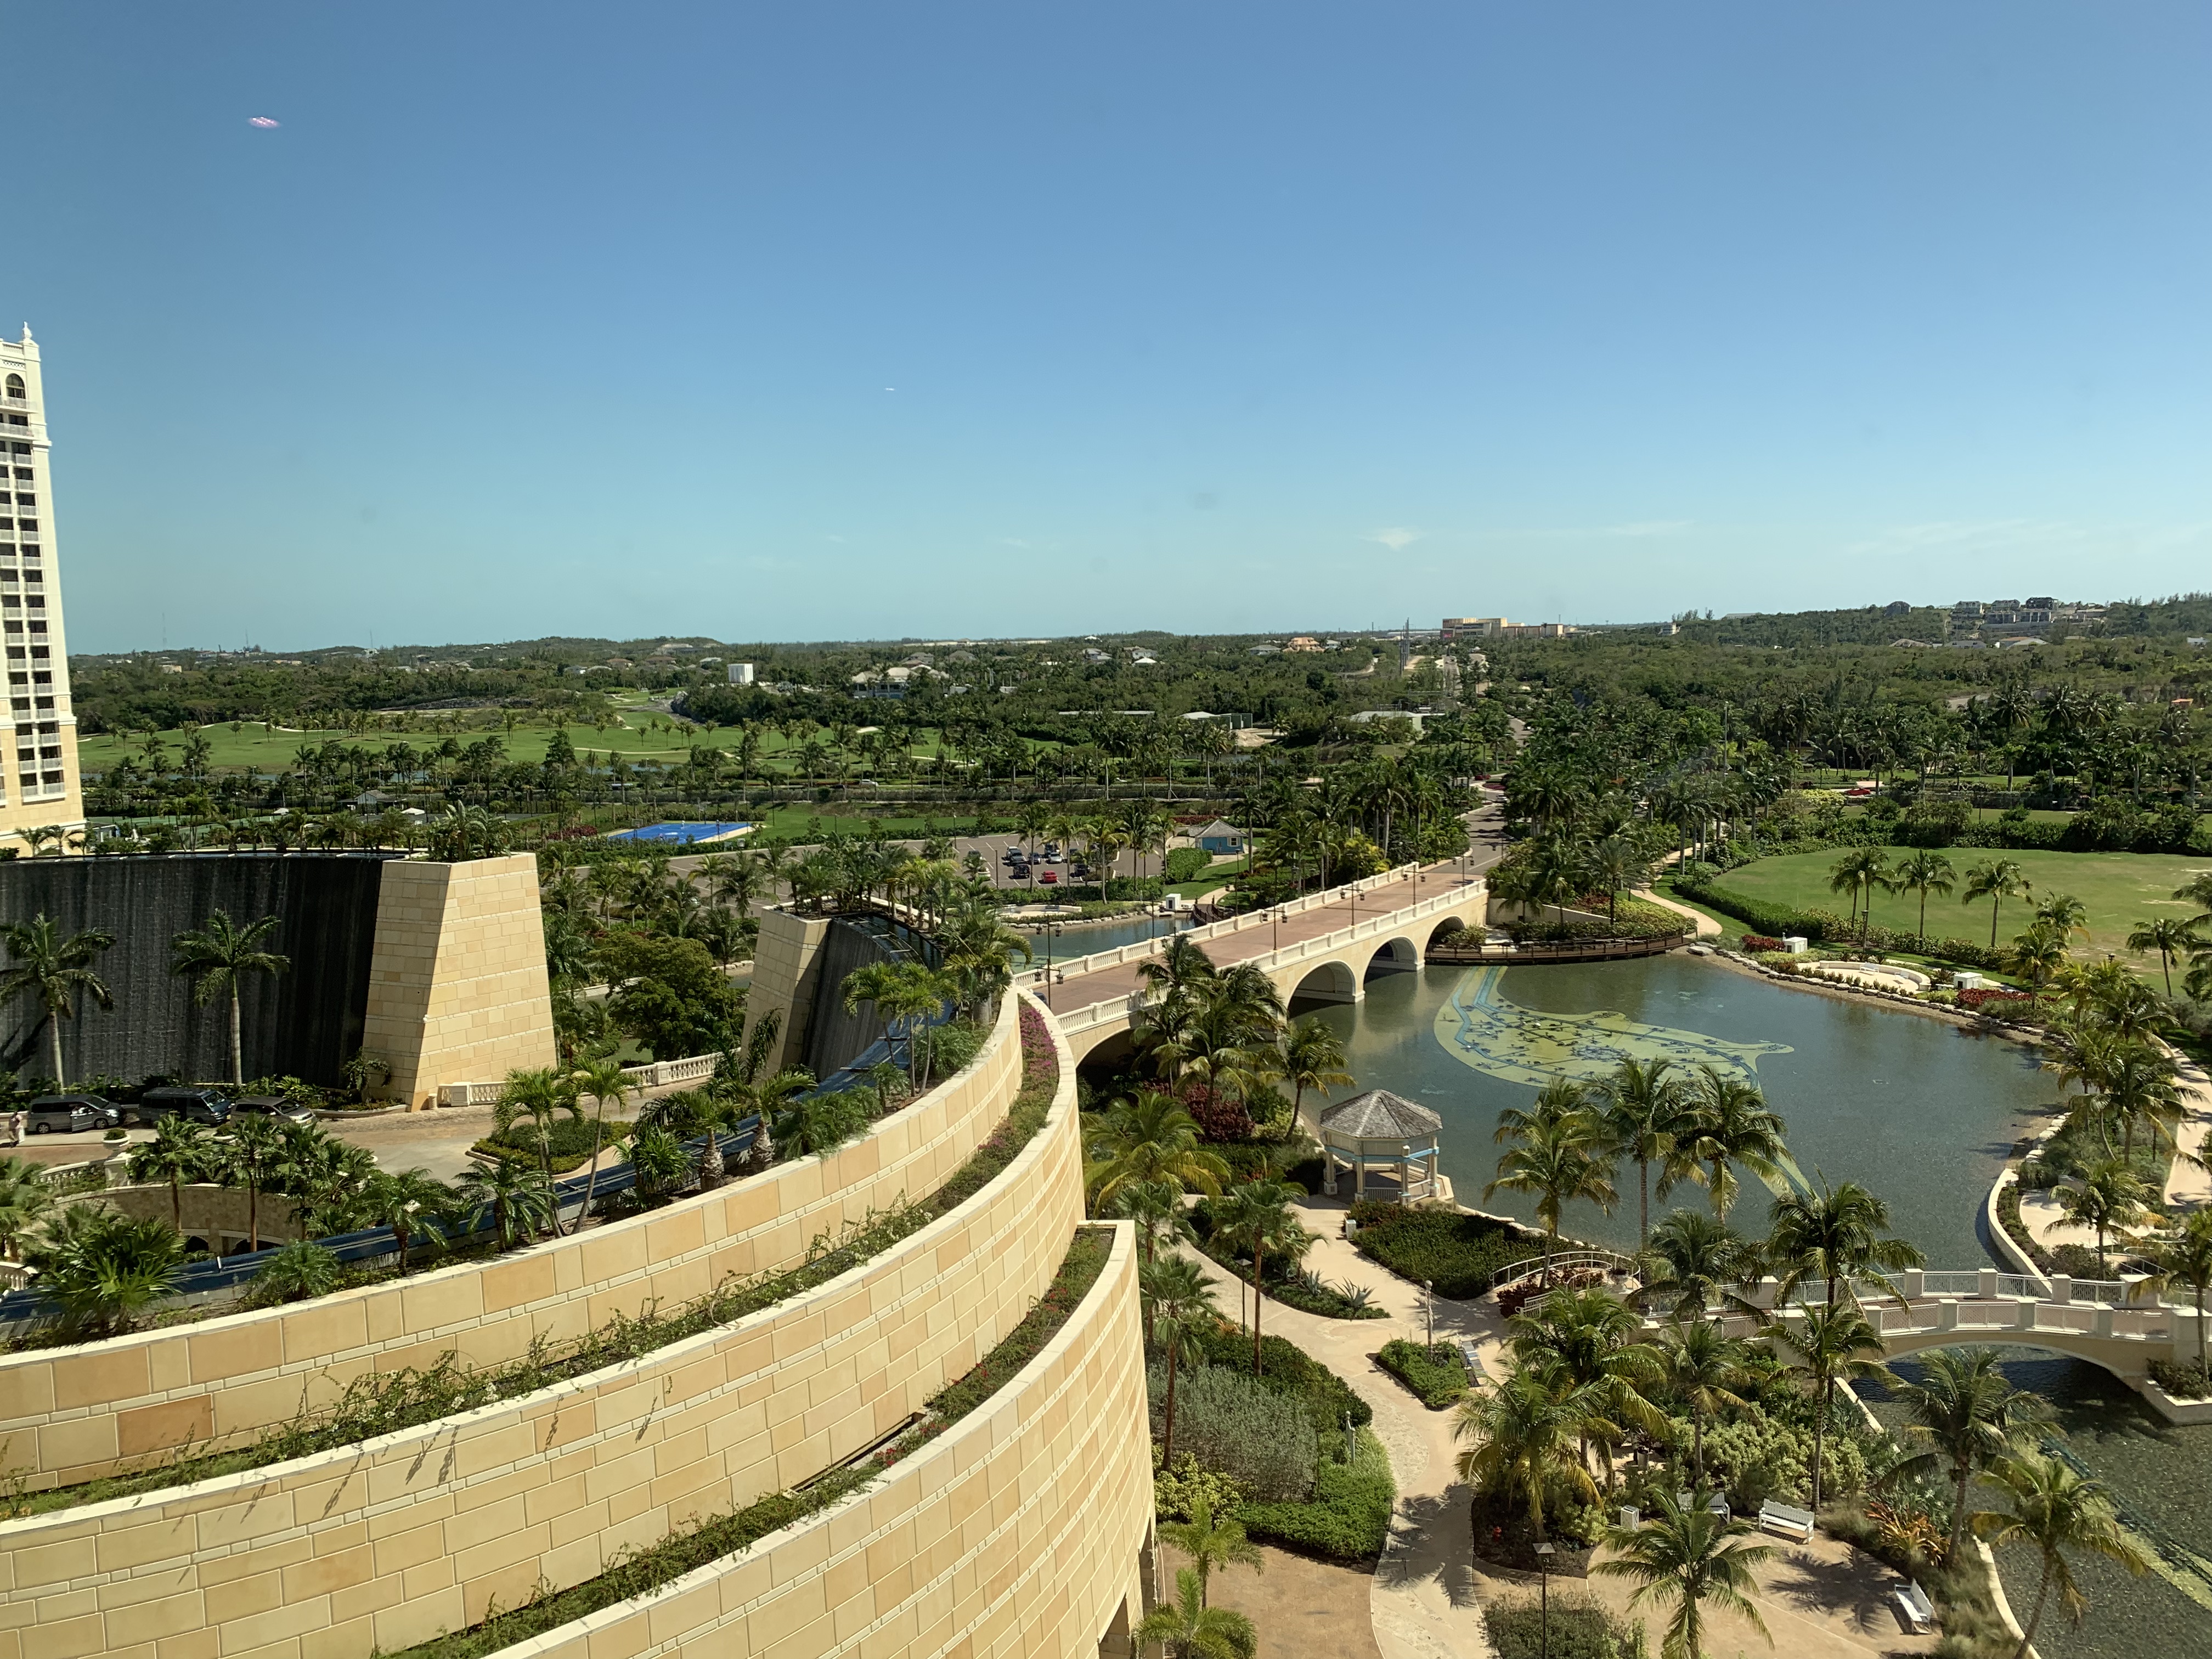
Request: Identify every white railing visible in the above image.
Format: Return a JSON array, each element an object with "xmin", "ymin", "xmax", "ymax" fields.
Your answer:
[
  {"xmin": 1489, "ymin": 1249, "xmax": 1637, "ymax": 1293},
  {"xmin": 1920, "ymin": 1270, "xmax": 1984, "ymax": 1297},
  {"xmin": 438, "ymin": 1050, "xmax": 724, "ymax": 1107}
]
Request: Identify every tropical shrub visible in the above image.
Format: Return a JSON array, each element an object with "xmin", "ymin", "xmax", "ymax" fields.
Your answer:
[
  {"xmin": 1186, "ymin": 1320, "xmax": 1373, "ymax": 1431},
  {"xmin": 1700, "ymin": 1412, "xmax": 1868, "ymax": 1511},
  {"xmin": 1235, "ymin": 1425, "xmax": 1395, "ymax": 1561},
  {"xmin": 1347, "ymin": 1200, "xmax": 1543, "ymax": 1299},
  {"xmin": 30, "ymin": 1210, "xmax": 185, "ymax": 1337},
  {"xmin": 248, "ymin": 1240, "xmax": 345, "ymax": 1306},
  {"xmin": 1482, "ymin": 1595, "xmax": 1649, "ymax": 1659},
  {"xmin": 1152, "ymin": 1452, "xmax": 1250, "ymax": 1523},
  {"xmin": 1163, "ymin": 847, "xmax": 1214, "ymax": 884},
  {"xmin": 1146, "ymin": 1361, "xmax": 1317, "ymax": 1503},
  {"xmin": 472, "ymin": 1116, "xmax": 636, "ymax": 1171},
  {"xmin": 2148, "ymin": 1357, "xmax": 2212, "ymax": 1400},
  {"xmin": 1376, "ymin": 1339, "xmax": 1469, "ymax": 1407}
]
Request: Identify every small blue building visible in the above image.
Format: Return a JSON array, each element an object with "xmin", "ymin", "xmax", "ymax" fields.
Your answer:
[{"xmin": 1191, "ymin": 819, "xmax": 1246, "ymax": 855}]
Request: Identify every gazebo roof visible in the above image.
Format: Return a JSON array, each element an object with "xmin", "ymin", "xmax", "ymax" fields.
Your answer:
[{"xmin": 1316, "ymin": 1089, "xmax": 1442, "ymax": 1141}]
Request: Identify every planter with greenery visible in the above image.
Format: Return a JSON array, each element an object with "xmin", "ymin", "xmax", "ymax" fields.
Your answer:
[
  {"xmin": 1377, "ymin": 1338, "xmax": 1470, "ymax": 1408},
  {"xmin": 1347, "ymin": 1200, "xmax": 1544, "ymax": 1299}
]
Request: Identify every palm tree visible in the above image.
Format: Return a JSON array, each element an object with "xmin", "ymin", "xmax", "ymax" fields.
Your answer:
[
  {"xmin": 1773, "ymin": 1301, "xmax": 1888, "ymax": 1511},
  {"xmin": 1970, "ymin": 1451, "xmax": 2151, "ymax": 1659},
  {"xmin": 30, "ymin": 1211, "xmax": 186, "ymax": 1338},
  {"xmin": 1113, "ymin": 1177, "xmax": 1197, "ymax": 1268},
  {"xmin": 169, "ymin": 910, "xmax": 290, "ymax": 1084},
  {"xmin": 499, "ymin": 1066, "xmax": 581, "ymax": 1235},
  {"xmin": 224, "ymin": 1113, "xmax": 286, "ymax": 1251},
  {"xmin": 1135, "ymin": 1566, "xmax": 1257, "ymax": 1659},
  {"xmin": 455, "ymin": 1159, "xmax": 554, "ymax": 1249},
  {"xmin": 1593, "ymin": 1058, "xmax": 1701, "ymax": 1245},
  {"xmin": 1636, "ymin": 1209, "xmax": 1765, "ymax": 1323},
  {"xmin": 125, "ymin": 1117, "xmax": 215, "ymax": 1231},
  {"xmin": 2058, "ymin": 1158, "xmax": 2151, "ymax": 1273},
  {"xmin": 1652, "ymin": 1319, "xmax": 1753, "ymax": 1487},
  {"xmin": 1585, "ymin": 834, "xmax": 1654, "ymax": 932},
  {"xmin": 1454, "ymin": 1366, "xmax": 1605, "ymax": 1544},
  {"xmin": 1767, "ymin": 1176, "xmax": 1925, "ymax": 1308},
  {"xmin": 571, "ymin": 1056, "xmax": 636, "ymax": 1217},
  {"xmin": 1684, "ymin": 1066, "xmax": 1787, "ymax": 1222},
  {"xmin": 1158, "ymin": 1495, "xmax": 1263, "ymax": 1608},
  {"xmin": 1085, "ymin": 1090, "xmax": 1232, "ymax": 1212},
  {"xmin": 1962, "ymin": 858, "xmax": 2030, "ymax": 951},
  {"xmin": 1595, "ymin": 1489, "xmax": 1775, "ymax": 1659},
  {"xmin": 0, "ymin": 1157, "xmax": 54, "ymax": 1262},
  {"xmin": 1486, "ymin": 1112, "xmax": 1617, "ymax": 1283},
  {"xmin": 1140, "ymin": 1253, "xmax": 1218, "ymax": 1465},
  {"xmin": 1507, "ymin": 1287, "xmax": 1665, "ymax": 1491},
  {"xmin": 0, "ymin": 916, "xmax": 116, "ymax": 1087},
  {"xmin": 1889, "ymin": 849, "xmax": 1955, "ymax": 949},
  {"xmin": 1213, "ymin": 1178, "xmax": 1307, "ymax": 1372},
  {"xmin": 2005, "ymin": 924, "xmax": 2072, "ymax": 1000},
  {"xmin": 1886, "ymin": 1346, "xmax": 2052, "ymax": 1560},
  {"xmin": 2125, "ymin": 916, "xmax": 2202, "ymax": 997},
  {"xmin": 2144, "ymin": 1209, "xmax": 2212, "ymax": 1380},
  {"xmin": 357, "ymin": 1168, "xmax": 450, "ymax": 1274},
  {"xmin": 1278, "ymin": 1016, "xmax": 1353, "ymax": 1125},
  {"xmin": 1827, "ymin": 848, "xmax": 1891, "ymax": 941},
  {"xmin": 2034, "ymin": 890, "xmax": 2091, "ymax": 943}
]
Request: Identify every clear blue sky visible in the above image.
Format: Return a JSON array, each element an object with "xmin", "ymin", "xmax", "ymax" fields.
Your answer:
[{"xmin": 15, "ymin": 2, "xmax": 2210, "ymax": 653}]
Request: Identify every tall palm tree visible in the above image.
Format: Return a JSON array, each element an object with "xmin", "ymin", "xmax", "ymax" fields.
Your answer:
[
  {"xmin": 358, "ymin": 1167, "xmax": 450, "ymax": 1274},
  {"xmin": 224, "ymin": 1113, "xmax": 287, "ymax": 1251},
  {"xmin": 1453, "ymin": 1366, "xmax": 1604, "ymax": 1544},
  {"xmin": 2125, "ymin": 915, "xmax": 2202, "ymax": 1000},
  {"xmin": 1827, "ymin": 848, "xmax": 1891, "ymax": 941},
  {"xmin": 1486, "ymin": 1112, "xmax": 1617, "ymax": 1283},
  {"xmin": 1214, "ymin": 1178, "xmax": 1308, "ymax": 1373},
  {"xmin": 1277, "ymin": 1016, "xmax": 1353, "ymax": 1125},
  {"xmin": 1767, "ymin": 1176, "xmax": 1925, "ymax": 1308},
  {"xmin": 2034, "ymin": 891, "xmax": 2091, "ymax": 944},
  {"xmin": 1962, "ymin": 858, "xmax": 2030, "ymax": 951},
  {"xmin": 571, "ymin": 1056, "xmax": 636, "ymax": 1218},
  {"xmin": 1593, "ymin": 1059, "xmax": 1705, "ymax": 1246},
  {"xmin": 1683, "ymin": 1066, "xmax": 1788, "ymax": 1222},
  {"xmin": 2144, "ymin": 1209, "xmax": 2212, "ymax": 1379},
  {"xmin": 1652, "ymin": 1319, "xmax": 1753, "ymax": 1487},
  {"xmin": 1636, "ymin": 1209, "xmax": 1765, "ymax": 1324},
  {"xmin": 498, "ymin": 1067, "xmax": 580, "ymax": 1235},
  {"xmin": 1135, "ymin": 1567, "xmax": 1257, "ymax": 1659},
  {"xmin": 1085, "ymin": 1090, "xmax": 1233, "ymax": 1211},
  {"xmin": 2005, "ymin": 924, "xmax": 2072, "ymax": 1000},
  {"xmin": 1886, "ymin": 1346, "xmax": 2052, "ymax": 1560},
  {"xmin": 1157, "ymin": 1495, "xmax": 1263, "ymax": 1609},
  {"xmin": 0, "ymin": 916, "xmax": 116, "ymax": 1087},
  {"xmin": 455, "ymin": 1159, "xmax": 555, "ymax": 1249},
  {"xmin": 1774, "ymin": 1301, "xmax": 1889, "ymax": 1511},
  {"xmin": 1889, "ymin": 849, "xmax": 1955, "ymax": 949},
  {"xmin": 1112, "ymin": 1178, "xmax": 1197, "ymax": 1271},
  {"xmin": 1596, "ymin": 1489, "xmax": 1775, "ymax": 1659},
  {"xmin": 1506, "ymin": 1286, "xmax": 1665, "ymax": 1491},
  {"xmin": 2057, "ymin": 1159, "xmax": 2151, "ymax": 1273},
  {"xmin": 1970, "ymin": 1451, "xmax": 2151, "ymax": 1659},
  {"xmin": 125, "ymin": 1117, "xmax": 216, "ymax": 1231},
  {"xmin": 1140, "ymin": 1253, "xmax": 1218, "ymax": 1465},
  {"xmin": 169, "ymin": 910, "xmax": 291, "ymax": 1085}
]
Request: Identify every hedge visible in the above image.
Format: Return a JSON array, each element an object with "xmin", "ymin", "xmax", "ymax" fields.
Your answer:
[
  {"xmin": 1163, "ymin": 847, "xmax": 1215, "ymax": 884},
  {"xmin": 1675, "ymin": 876, "xmax": 2004, "ymax": 968},
  {"xmin": 1234, "ymin": 1425, "xmax": 1395, "ymax": 1561},
  {"xmin": 1347, "ymin": 1200, "xmax": 1542, "ymax": 1299},
  {"xmin": 1188, "ymin": 1321, "xmax": 1372, "ymax": 1431},
  {"xmin": 472, "ymin": 1116, "xmax": 636, "ymax": 1172},
  {"xmin": 1376, "ymin": 1339, "xmax": 1469, "ymax": 1408}
]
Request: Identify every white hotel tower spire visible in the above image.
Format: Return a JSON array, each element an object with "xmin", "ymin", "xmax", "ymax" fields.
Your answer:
[{"xmin": 0, "ymin": 324, "xmax": 85, "ymax": 851}]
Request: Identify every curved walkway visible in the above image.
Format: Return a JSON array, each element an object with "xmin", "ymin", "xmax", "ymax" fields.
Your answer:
[{"xmin": 1635, "ymin": 884, "xmax": 1723, "ymax": 938}]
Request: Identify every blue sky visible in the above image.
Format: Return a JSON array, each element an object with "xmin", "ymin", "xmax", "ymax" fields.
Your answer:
[{"xmin": 15, "ymin": 2, "xmax": 2210, "ymax": 653}]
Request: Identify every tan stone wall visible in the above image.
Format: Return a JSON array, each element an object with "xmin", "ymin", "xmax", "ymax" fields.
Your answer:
[
  {"xmin": 0, "ymin": 994, "xmax": 1022, "ymax": 1489},
  {"xmin": 743, "ymin": 905, "xmax": 831, "ymax": 1076},
  {"xmin": 0, "ymin": 995, "xmax": 1131, "ymax": 1659},
  {"xmin": 361, "ymin": 854, "xmax": 557, "ymax": 1109},
  {"xmin": 70, "ymin": 1184, "xmax": 308, "ymax": 1249}
]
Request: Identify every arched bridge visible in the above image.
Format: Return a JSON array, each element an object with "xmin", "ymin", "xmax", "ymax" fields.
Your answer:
[{"xmin": 1023, "ymin": 857, "xmax": 1493, "ymax": 1062}]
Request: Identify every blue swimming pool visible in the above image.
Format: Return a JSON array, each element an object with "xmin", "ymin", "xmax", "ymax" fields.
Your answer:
[{"xmin": 606, "ymin": 822, "xmax": 756, "ymax": 847}]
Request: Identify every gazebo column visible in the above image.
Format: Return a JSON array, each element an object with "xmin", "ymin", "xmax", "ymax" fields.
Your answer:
[
  {"xmin": 1355, "ymin": 1154, "xmax": 1365, "ymax": 1201},
  {"xmin": 1322, "ymin": 1143, "xmax": 1339, "ymax": 1198}
]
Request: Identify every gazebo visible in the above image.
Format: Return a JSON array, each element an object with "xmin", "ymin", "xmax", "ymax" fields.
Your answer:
[{"xmin": 1317, "ymin": 1089, "xmax": 1443, "ymax": 1204}]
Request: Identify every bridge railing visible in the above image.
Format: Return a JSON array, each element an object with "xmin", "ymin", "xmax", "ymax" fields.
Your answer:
[{"xmin": 1488, "ymin": 1250, "xmax": 1638, "ymax": 1293}]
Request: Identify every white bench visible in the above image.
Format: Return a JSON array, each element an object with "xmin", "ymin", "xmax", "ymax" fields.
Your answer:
[
  {"xmin": 1893, "ymin": 1580, "xmax": 1936, "ymax": 1634},
  {"xmin": 1757, "ymin": 1500, "xmax": 1814, "ymax": 1542}
]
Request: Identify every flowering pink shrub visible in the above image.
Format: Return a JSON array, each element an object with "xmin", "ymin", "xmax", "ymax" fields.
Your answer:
[{"xmin": 1958, "ymin": 988, "xmax": 2033, "ymax": 1013}]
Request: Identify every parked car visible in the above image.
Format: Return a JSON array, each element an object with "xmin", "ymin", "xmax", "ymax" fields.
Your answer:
[
  {"xmin": 231, "ymin": 1094, "xmax": 318, "ymax": 1125},
  {"xmin": 129, "ymin": 1087, "xmax": 233, "ymax": 1127},
  {"xmin": 24, "ymin": 1095, "xmax": 121, "ymax": 1135},
  {"xmin": 1039, "ymin": 869, "xmax": 1059, "ymax": 884}
]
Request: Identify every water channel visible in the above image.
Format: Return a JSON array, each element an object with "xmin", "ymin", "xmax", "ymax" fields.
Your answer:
[{"xmin": 1305, "ymin": 955, "xmax": 2212, "ymax": 1656}]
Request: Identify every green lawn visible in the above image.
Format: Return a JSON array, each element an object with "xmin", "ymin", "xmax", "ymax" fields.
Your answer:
[{"xmin": 1716, "ymin": 846, "xmax": 2211, "ymax": 964}]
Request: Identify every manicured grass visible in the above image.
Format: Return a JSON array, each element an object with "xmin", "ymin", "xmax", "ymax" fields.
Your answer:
[{"xmin": 1718, "ymin": 845, "xmax": 2211, "ymax": 963}]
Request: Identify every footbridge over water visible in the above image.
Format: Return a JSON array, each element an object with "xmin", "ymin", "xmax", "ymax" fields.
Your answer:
[{"xmin": 1026, "ymin": 857, "xmax": 1496, "ymax": 1062}]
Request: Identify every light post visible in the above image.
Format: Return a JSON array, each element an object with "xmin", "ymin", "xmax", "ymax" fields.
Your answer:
[
  {"xmin": 1424, "ymin": 1279, "xmax": 1434, "ymax": 1352},
  {"xmin": 1043, "ymin": 922, "xmax": 1064, "ymax": 1007},
  {"xmin": 1535, "ymin": 1541, "xmax": 1555, "ymax": 1659}
]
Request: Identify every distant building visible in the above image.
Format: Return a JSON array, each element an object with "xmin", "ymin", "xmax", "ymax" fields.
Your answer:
[
  {"xmin": 1188, "ymin": 819, "xmax": 1248, "ymax": 855},
  {"xmin": 727, "ymin": 662, "xmax": 755, "ymax": 685},
  {"xmin": 1283, "ymin": 635, "xmax": 1324, "ymax": 652},
  {"xmin": 1441, "ymin": 617, "xmax": 1570, "ymax": 640},
  {"xmin": 0, "ymin": 324, "xmax": 84, "ymax": 853}
]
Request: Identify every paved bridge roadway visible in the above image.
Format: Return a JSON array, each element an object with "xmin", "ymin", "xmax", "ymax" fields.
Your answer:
[{"xmin": 1025, "ymin": 812, "xmax": 1508, "ymax": 1060}]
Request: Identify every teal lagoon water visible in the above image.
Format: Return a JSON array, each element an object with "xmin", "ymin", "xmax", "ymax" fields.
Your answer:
[{"xmin": 1308, "ymin": 956, "xmax": 2061, "ymax": 1267}]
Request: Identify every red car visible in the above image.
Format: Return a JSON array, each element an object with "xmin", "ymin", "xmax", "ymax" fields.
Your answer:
[{"xmin": 1039, "ymin": 869, "xmax": 1059, "ymax": 884}]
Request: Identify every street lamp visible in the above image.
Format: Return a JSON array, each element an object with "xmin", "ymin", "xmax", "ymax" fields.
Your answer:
[
  {"xmin": 1043, "ymin": 922, "xmax": 1064, "ymax": 1006},
  {"xmin": 1535, "ymin": 1541, "xmax": 1556, "ymax": 1659},
  {"xmin": 1424, "ymin": 1279, "xmax": 1435, "ymax": 1352}
]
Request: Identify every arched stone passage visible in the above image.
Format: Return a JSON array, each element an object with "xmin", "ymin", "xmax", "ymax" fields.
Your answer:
[
  {"xmin": 1873, "ymin": 1331, "xmax": 2153, "ymax": 1386},
  {"xmin": 1288, "ymin": 960, "xmax": 1360, "ymax": 1011},
  {"xmin": 1364, "ymin": 937, "xmax": 1420, "ymax": 980},
  {"xmin": 1426, "ymin": 914, "xmax": 1476, "ymax": 952}
]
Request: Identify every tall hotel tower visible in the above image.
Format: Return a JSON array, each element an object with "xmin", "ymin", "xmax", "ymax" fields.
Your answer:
[{"xmin": 0, "ymin": 325, "xmax": 84, "ymax": 851}]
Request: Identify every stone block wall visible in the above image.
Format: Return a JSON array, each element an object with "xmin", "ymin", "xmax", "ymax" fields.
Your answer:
[
  {"xmin": 0, "ymin": 995, "xmax": 1143, "ymax": 1659},
  {"xmin": 361, "ymin": 854, "xmax": 557, "ymax": 1109},
  {"xmin": 0, "ymin": 995, "xmax": 1021, "ymax": 1488},
  {"xmin": 743, "ymin": 906, "xmax": 832, "ymax": 1077}
]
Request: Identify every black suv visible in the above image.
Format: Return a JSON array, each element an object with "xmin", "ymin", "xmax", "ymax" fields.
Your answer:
[
  {"xmin": 24, "ymin": 1095, "xmax": 122, "ymax": 1134},
  {"xmin": 129, "ymin": 1087, "xmax": 233, "ymax": 1127}
]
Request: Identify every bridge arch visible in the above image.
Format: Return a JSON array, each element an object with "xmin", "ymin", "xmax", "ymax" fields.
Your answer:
[
  {"xmin": 1426, "ymin": 914, "xmax": 1479, "ymax": 952},
  {"xmin": 1869, "ymin": 1330, "xmax": 2155, "ymax": 1386},
  {"xmin": 1288, "ymin": 960, "xmax": 1359, "ymax": 1009},
  {"xmin": 1364, "ymin": 936, "xmax": 1420, "ymax": 980}
]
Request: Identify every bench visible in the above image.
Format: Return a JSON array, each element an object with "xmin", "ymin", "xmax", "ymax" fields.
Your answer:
[
  {"xmin": 1677, "ymin": 1491, "xmax": 1731, "ymax": 1523},
  {"xmin": 1893, "ymin": 1580, "xmax": 1936, "ymax": 1634},
  {"xmin": 1757, "ymin": 1500, "xmax": 1814, "ymax": 1542},
  {"xmin": 1456, "ymin": 1340, "xmax": 1488, "ymax": 1382}
]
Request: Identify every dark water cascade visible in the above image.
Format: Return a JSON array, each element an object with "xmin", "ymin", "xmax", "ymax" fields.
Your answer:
[
  {"xmin": 0, "ymin": 853, "xmax": 394, "ymax": 1087},
  {"xmin": 803, "ymin": 915, "xmax": 939, "ymax": 1082}
]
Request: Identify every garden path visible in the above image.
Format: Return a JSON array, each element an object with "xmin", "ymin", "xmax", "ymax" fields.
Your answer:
[
  {"xmin": 1633, "ymin": 885, "xmax": 1723, "ymax": 939},
  {"xmin": 2165, "ymin": 1051, "xmax": 2212, "ymax": 1213}
]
